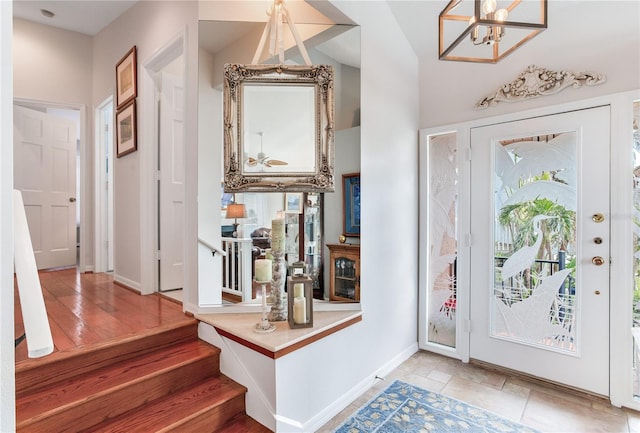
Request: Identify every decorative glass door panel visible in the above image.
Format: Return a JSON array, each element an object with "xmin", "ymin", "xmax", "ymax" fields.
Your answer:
[
  {"xmin": 632, "ymin": 99, "xmax": 640, "ymax": 400},
  {"xmin": 425, "ymin": 132, "xmax": 458, "ymax": 348},
  {"xmin": 470, "ymin": 106, "xmax": 610, "ymax": 396},
  {"xmin": 492, "ymin": 132, "xmax": 577, "ymax": 353}
]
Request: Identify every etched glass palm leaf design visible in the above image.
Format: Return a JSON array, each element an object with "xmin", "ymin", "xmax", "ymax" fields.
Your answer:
[
  {"xmin": 492, "ymin": 132, "xmax": 577, "ymax": 353},
  {"xmin": 427, "ymin": 132, "xmax": 458, "ymax": 348}
]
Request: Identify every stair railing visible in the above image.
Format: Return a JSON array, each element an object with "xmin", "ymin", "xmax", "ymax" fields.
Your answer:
[{"xmin": 221, "ymin": 237, "xmax": 254, "ymax": 302}]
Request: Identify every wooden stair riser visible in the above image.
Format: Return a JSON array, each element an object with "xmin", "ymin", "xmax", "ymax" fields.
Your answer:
[
  {"xmin": 17, "ymin": 350, "xmax": 219, "ymax": 433},
  {"xmin": 164, "ymin": 394, "xmax": 246, "ymax": 433},
  {"xmin": 16, "ymin": 321, "xmax": 199, "ymax": 397},
  {"xmin": 83, "ymin": 377, "xmax": 248, "ymax": 433}
]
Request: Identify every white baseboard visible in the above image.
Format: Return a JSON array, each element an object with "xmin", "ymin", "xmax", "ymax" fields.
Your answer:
[
  {"xmin": 302, "ymin": 342, "xmax": 418, "ymax": 432},
  {"xmin": 113, "ymin": 274, "xmax": 140, "ymax": 292}
]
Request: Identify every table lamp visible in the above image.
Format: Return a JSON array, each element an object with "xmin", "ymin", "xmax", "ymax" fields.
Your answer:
[{"xmin": 225, "ymin": 203, "xmax": 247, "ymax": 238}]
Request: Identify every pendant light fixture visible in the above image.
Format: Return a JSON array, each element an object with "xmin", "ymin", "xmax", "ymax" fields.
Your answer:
[{"xmin": 439, "ymin": 0, "xmax": 547, "ymax": 63}]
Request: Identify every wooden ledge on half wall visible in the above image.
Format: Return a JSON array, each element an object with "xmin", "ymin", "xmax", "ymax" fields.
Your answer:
[{"xmin": 196, "ymin": 309, "xmax": 362, "ymax": 359}]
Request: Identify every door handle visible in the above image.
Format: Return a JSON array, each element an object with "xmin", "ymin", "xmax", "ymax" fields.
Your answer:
[
  {"xmin": 592, "ymin": 213, "xmax": 605, "ymax": 223},
  {"xmin": 592, "ymin": 256, "xmax": 605, "ymax": 266},
  {"xmin": 69, "ymin": 197, "xmax": 76, "ymax": 203}
]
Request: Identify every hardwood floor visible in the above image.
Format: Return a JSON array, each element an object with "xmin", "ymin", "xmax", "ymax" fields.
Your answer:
[{"xmin": 14, "ymin": 267, "xmax": 192, "ymax": 364}]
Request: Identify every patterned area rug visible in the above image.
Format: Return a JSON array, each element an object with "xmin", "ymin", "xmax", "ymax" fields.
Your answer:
[{"xmin": 333, "ymin": 380, "xmax": 540, "ymax": 433}]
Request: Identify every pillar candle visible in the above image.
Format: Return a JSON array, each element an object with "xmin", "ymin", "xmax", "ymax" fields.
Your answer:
[
  {"xmin": 271, "ymin": 218, "xmax": 285, "ymax": 252},
  {"xmin": 293, "ymin": 297, "xmax": 306, "ymax": 324},
  {"xmin": 255, "ymin": 259, "xmax": 272, "ymax": 282},
  {"xmin": 293, "ymin": 283, "xmax": 304, "ymax": 298}
]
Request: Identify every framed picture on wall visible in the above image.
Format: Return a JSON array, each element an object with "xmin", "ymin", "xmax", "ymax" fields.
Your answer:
[
  {"xmin": 285, "ymin": 193, "xmax": 303, "ymax": 213},
  {"xmin": 342, "ymin": 172, "xmax": 360, "ymax": 236},
  {"xmin": 116, "ymin": 46, "xmax": 137, "ymax": 109},
  {"xmin": 116, "ymin": 100, "xmax": 137, "ymax": 157}
]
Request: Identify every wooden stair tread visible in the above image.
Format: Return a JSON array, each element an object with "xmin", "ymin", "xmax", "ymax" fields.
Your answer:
[
  {"xmin": 82, "ymin": 375, "xmax": 248, "ymax": 433},
  {"xmin": 16, "ymin": 319, "xmax": 199, "ymax": 397}
]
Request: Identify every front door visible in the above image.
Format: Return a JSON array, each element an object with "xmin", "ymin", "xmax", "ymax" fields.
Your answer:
[
  {"xmin": 469, "ymin": 106, "xmax": 610, "ymax": 396},
  {"xmin": 14, "ymin": 105, "xmax": 77, "ymax": 270}
]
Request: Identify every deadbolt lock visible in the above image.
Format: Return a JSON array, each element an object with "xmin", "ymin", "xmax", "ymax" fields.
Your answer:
[
  {"xmin": 595, "ymin": 290, "xmax": 601, "ymax": 295},
  {"xmin": 593, "ymin": 237, "xmax": 603, "ymax": 244},
  {"xmin": 592, "ymin": 213, "xmax": 605, "ymax": 223},
  {"xmin": 592, "ymin": 256, "xmax": 605, "ymax": 266}
]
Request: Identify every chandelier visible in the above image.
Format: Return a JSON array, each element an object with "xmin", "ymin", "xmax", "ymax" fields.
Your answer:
[{"xmin": 439, "ymin": 0, "xmax": 547, "ymax": 63}]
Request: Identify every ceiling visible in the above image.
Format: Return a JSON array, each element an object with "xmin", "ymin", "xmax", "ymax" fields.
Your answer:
[
  {"xmin": 10, "ymin": 0, "xmax": 440, "ymax": 59},
  {"xmin": 11, "ymin": 1, "xmax": 640, "ymax": 64},
  {"xmin": 13, "ymin": 1, "xmax": 137, "ymax": 36}
]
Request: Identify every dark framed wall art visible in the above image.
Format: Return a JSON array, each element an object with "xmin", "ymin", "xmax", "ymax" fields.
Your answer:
[
  {"xmin": 342, "ymin": 172, "xmax": 360, "ymax": 237},
  {"xmin": 116, "ymin": 45, "xmax": 137, "ymax": 109},
  {"xmin": 116, "ymin": 100, "xmax": 137, "ymax": 158}
]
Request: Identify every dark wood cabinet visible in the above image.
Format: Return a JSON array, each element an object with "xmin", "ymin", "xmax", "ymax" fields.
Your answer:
[{"xmin": 327, "ymin": 243, "xmax": 360, "ymax": 301}]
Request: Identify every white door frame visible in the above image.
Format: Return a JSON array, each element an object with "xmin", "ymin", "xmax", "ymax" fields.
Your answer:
[
  {"xmin": 139, "ymin": 30, "xmax": 187, "ymax": 295},
  {"xmin": 419, "ymin": 89, "xmax": 640, "ymax": 408},
  {"xmin": 13, "ymin": 98, "xmax": 88, "ymax": 272},
  {"xmin": 94, "ymin": 96, "xmax": 113, "ymax": 273}
]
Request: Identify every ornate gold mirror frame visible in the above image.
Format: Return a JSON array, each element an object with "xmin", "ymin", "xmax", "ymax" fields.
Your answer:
[{"xmin": 223, "ymin": 63, "xmax": 335, "ymax": 193}]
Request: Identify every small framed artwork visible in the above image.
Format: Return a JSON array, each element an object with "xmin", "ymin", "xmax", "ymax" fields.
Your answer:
[
  {"xmin": 116, "ymin": 46, "xmax": 137, "ymax": 109},
  {"xmin": 116, "ymin": 100, "xmax": 137, "ymax": 158},
  {"xmin": 342, "ymin": 173, "xmax": 360, "ymax": 237},
  {"xmin": 285, "ymin": 193, "xmax": 303, "ymax": 213}
]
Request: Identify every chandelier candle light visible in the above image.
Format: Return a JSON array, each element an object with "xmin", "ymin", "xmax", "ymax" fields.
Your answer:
[
  {"xmin": 439, "ymin": 0, "xmax": 547, "ymax": 63},
  {"xmin": 254, "ymin": 259, "xmax": 276, "ymax": 333}
]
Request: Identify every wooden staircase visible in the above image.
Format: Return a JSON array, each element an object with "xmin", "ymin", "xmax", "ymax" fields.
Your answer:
[{"xmin": 15, "ymin": 320, "xmax": 271, "ymax": 432}]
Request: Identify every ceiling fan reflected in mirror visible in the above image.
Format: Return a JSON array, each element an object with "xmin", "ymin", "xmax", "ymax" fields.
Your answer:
[{"xmin": 245, "ymin": 132, "xmax": 289, "ymax": 169}]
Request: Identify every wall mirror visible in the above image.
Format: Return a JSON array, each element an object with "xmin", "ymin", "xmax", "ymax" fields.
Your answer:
[
  {"xmin": 224, "ymin": 64, "xmax": 335, "ymax": 192},
  {"xmin": 198, "ymin": 18, "xmax": 361, "ymax": 306}
]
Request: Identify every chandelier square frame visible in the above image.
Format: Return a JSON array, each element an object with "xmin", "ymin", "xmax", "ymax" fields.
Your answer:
[{"xmin": 439, "ymin": 0, "xmax": 547, "ymax": 64}]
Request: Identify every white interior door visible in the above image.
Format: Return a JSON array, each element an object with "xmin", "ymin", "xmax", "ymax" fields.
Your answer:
[
  {"xmin": 14, "ymin": 105, "xmax": 77, "ymax": 270},
  {"xmin": 159, "ymin": 71, "xmax": 185, "ymax": 292},
  {"xmin": 469, "ymin": 106, "xmax": 610, "ymax": 396}
]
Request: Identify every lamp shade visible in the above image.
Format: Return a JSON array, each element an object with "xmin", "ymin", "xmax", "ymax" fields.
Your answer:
[{"xmin": 225, "ymin": 203, "xmax": 247, "ymax": 219}]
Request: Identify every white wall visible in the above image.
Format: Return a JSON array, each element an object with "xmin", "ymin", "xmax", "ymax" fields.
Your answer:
[
  {"xmin": 198, "ymin": 46, "xmax": 223, "ymax": 307},
  {"xmin": 198, "ymin": 0, "xmax": 420, "ymax": 430},
  {"xmin": 323, "ymin": 0, "xmax": 420, "ymax": 410},
  {"xmin": 92, "ymin": 1, "xmax": 199, "ymax": 294},
  {"xmin": 0, "ymin": 3, "xmax": 14, "ymax": 431},
  {"xmin": 419, "ymin": 0, "xmax": 640, "ymax": 128},
  {"xmin": 13, "ymin": 18, "xmax": 95, "ymax": 271}
]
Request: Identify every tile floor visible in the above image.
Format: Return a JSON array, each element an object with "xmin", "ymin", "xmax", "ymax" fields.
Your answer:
[{"xmin": 317, "ymin": 350, "xmax": 640, "ymax": 433}]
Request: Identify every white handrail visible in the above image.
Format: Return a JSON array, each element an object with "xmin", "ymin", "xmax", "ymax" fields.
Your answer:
[
  {"xmin": 13, "ymin": 190, "xmax": 54, "ymax": 358},
  {"xmin": 198, "ymin": 236, "xmax": 226, "ymax": 257}
]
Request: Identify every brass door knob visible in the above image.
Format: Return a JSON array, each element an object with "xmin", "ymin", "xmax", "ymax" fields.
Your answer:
[
  {"xmin": 595, "ymin": 290, "xmax": 601, "ymax": 295},
  {"xmin": 592, "ymin": 213, "xmax": 605, "ymax": 223},
  {"xmin": 69, "ymin": 197, "xmax": 76, "ymax": 203},
  {"xmin": 593, "ymin": 237, "xmax": 603, "ymax": 244},
  {"xmin": 592, "ymin": 256, "xmax": 605, "ymax": 266}
]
